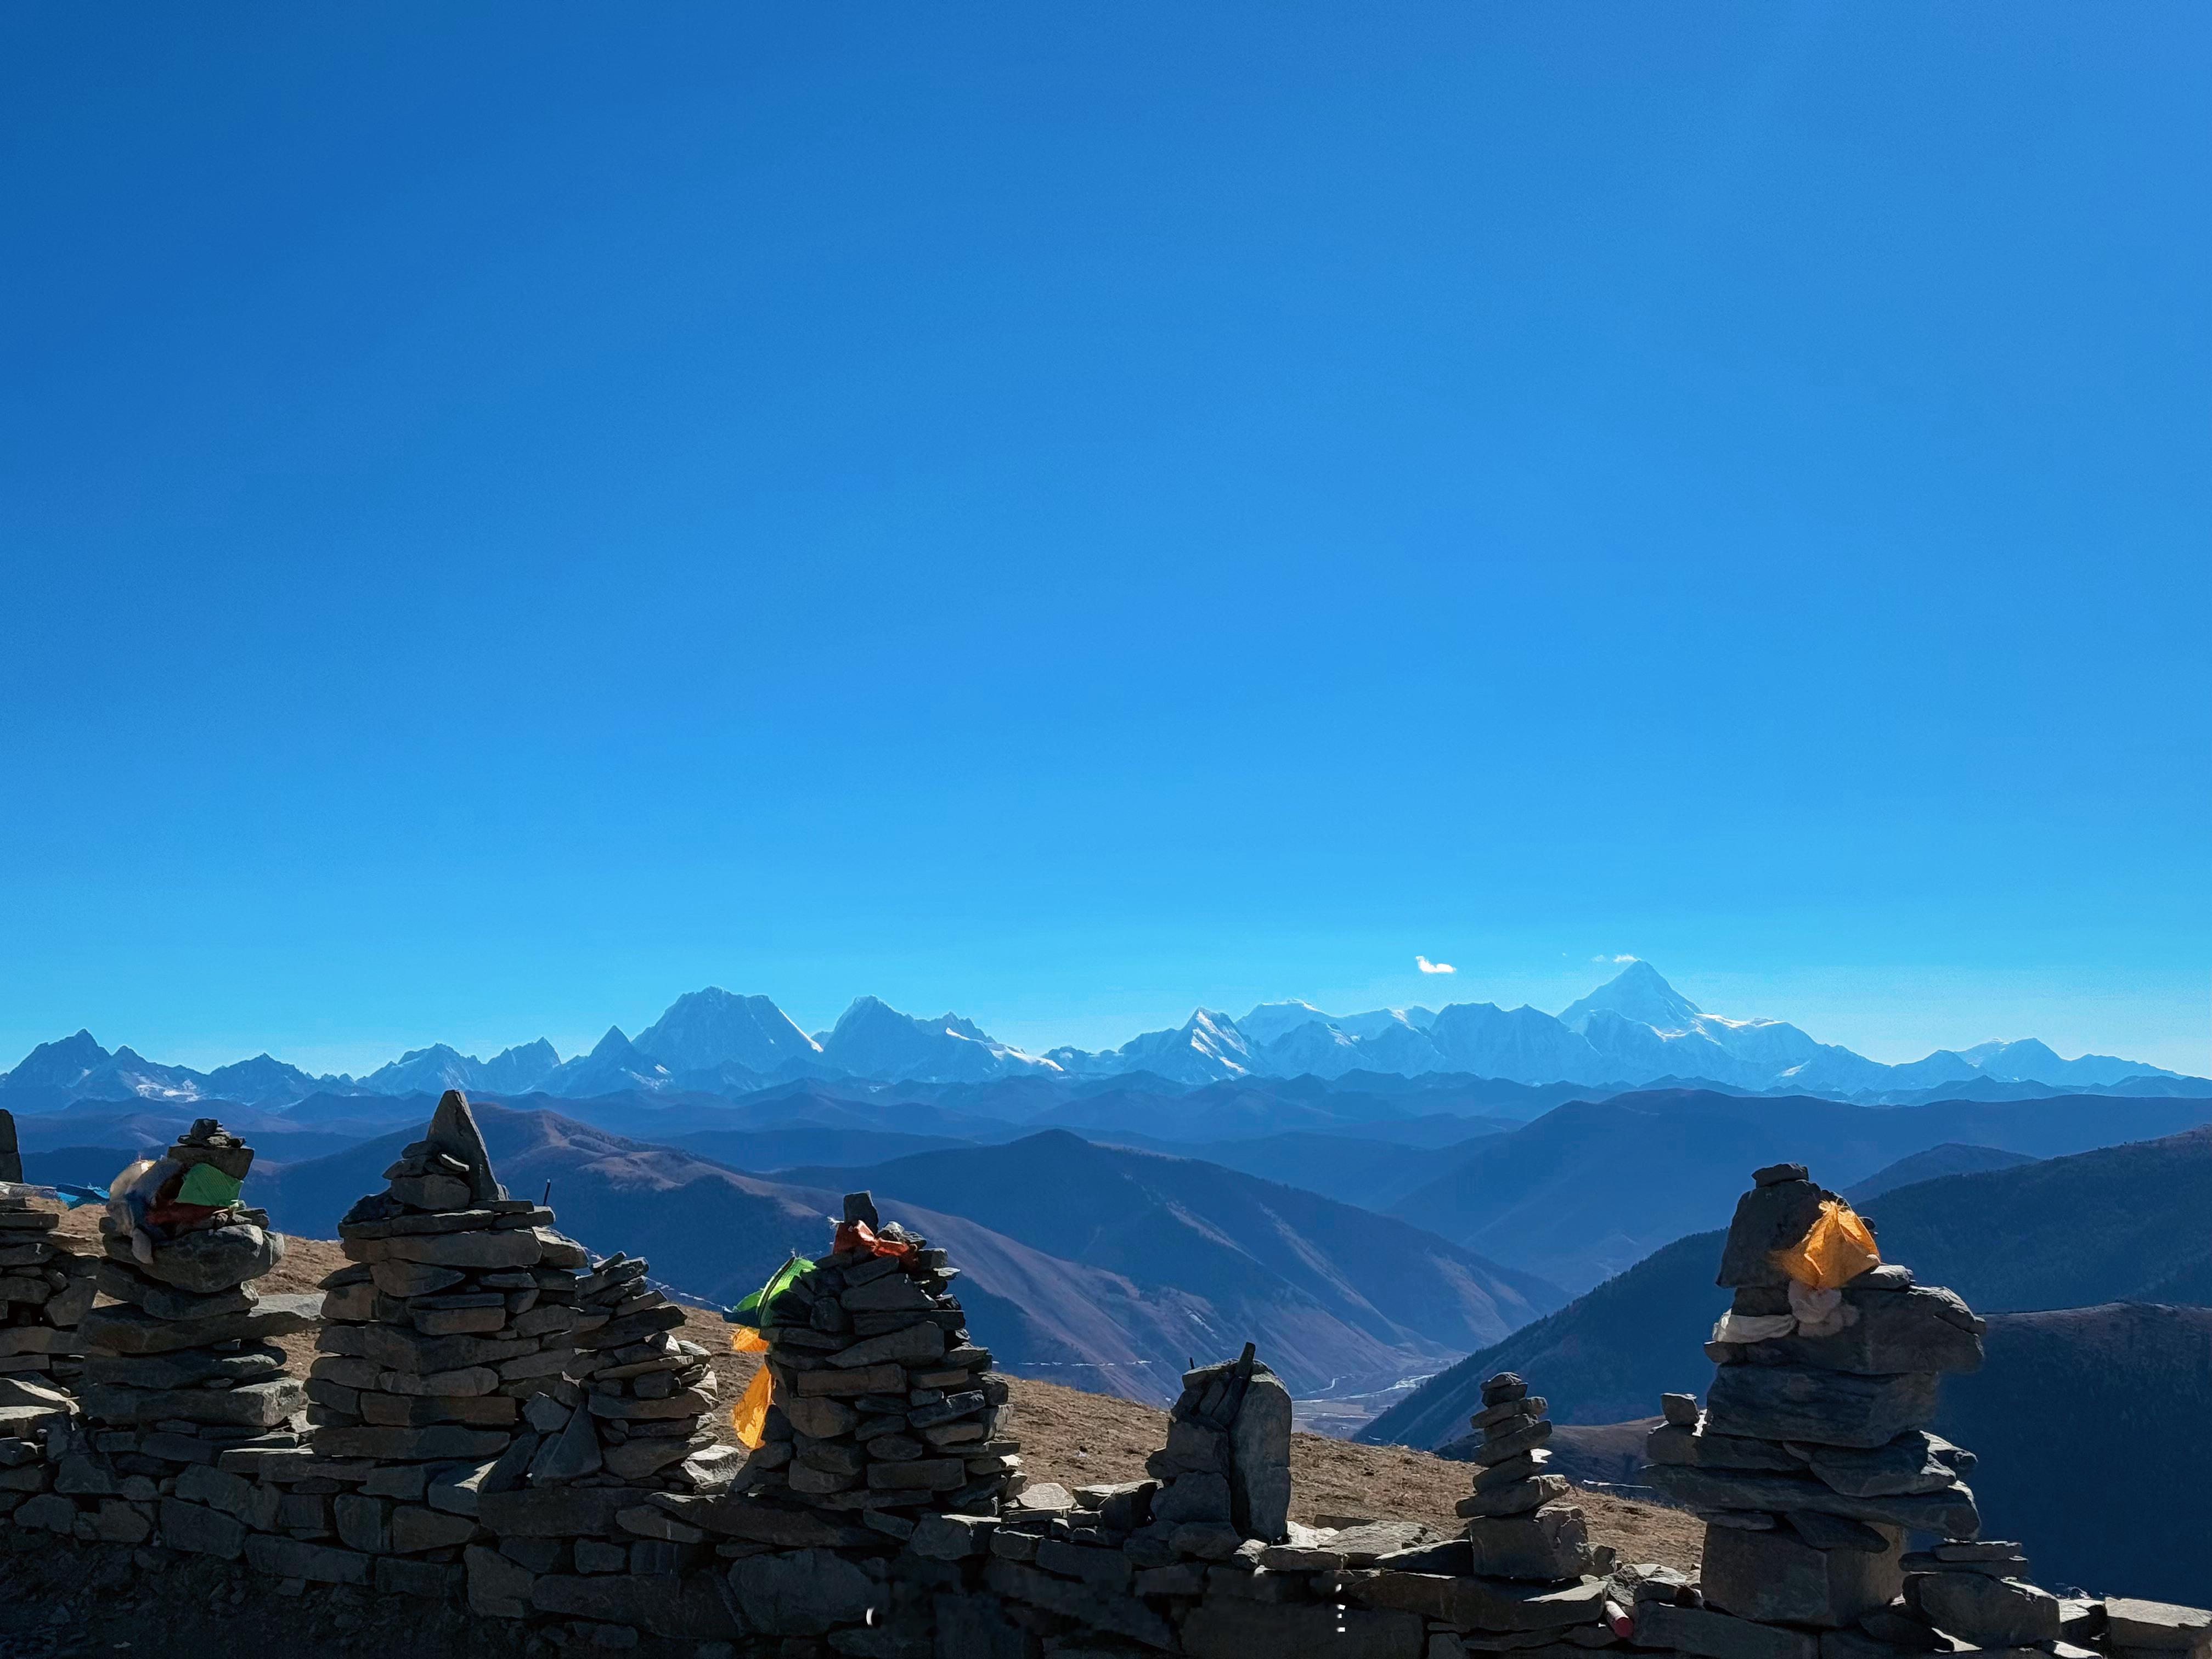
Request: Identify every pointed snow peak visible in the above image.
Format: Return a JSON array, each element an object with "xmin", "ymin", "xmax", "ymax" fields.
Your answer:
[
  {"xmin": 2, "ymin": 1029, "xmax": 114, "ymax": 1090},
  {"xmin": 1559, "ymin": 961, "xmax": 1704, "ymax": 1035},
  {"xmin": 635, "ymin": 988, "xmax": 822, "ymax": 1070},
  {"xmin": 589, "ymin": 1026, "xmax": 639, "ymax": 1058}
]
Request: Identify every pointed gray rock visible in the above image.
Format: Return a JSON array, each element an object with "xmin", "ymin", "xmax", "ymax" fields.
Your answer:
[
  {"xmin": 426, "ymin": 1089, "xmax": 505, "ymax": 1204},
  {"xmin": 528, "ymin": 1399, "xmax": 602, "ymax": 1483},
  {"xmin": 0, "ymin": 1109, "xmax": 19, "ymax": 1184}
]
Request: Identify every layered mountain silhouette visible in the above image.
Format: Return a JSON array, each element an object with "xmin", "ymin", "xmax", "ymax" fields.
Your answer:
[
  {"xmin": 242, "ymin": 1104, "xmax": 1563, "ymax": 1403},
  {"xmin": 774, "ymin": 1131, "xmax": 1565, "ymax": 1364},
  {"xmin": 7, "ymin": 963, "xmax": 2192, "ymax": 1111}
]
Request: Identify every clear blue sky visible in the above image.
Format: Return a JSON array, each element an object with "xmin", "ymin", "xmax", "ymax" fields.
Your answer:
[{"xmin": 3, "ymin": 4, "xmax": 2206, "ymax": 1076}]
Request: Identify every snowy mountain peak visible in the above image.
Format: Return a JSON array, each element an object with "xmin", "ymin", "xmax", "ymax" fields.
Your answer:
[
  {"xmin": 588, "ymin": 1026, "xmax": 641, "ymax": 1059},
  {"xmin": 635, "ymin": 988, "xmax": 822, "ymax": 1074},
  {"xmin": 817, "ymin": 997, "xmax": 1058, "ymax": 1083},
  {"xmin": 1558, "ymin": 961, "xmax": 1705, "ymax": 1036},
  {"xmin": 0, "ymin": 1029, "xmax": 112, "ymax": 1091}
]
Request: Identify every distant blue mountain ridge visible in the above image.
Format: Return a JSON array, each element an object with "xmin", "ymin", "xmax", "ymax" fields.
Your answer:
[{"xmin": 0, "ymin": 962, "xmax": 2195, "ymax": 1113}]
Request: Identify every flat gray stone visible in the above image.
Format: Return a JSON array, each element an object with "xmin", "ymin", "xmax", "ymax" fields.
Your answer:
[
  {"xmin": 1706, "ymin": 1364, "xmax": 1940, "ymax": 1449},
  {"xmin": 2105, "ymin": 1598, "xmax": 2212, "ymax": 1653},
  {"xmin": 160, "ymin": 1496, "xmax": 247, "ymax": 1559},
  {"xmin": 1704, "ymin": 1521, "xmax": 1901, "ymax": 1628},
  {"xmin": 141, "ymin": 1224, "xmax": 283, "ymax": 1295},
  {"xmin": 1760, "ymin": 1285, "xmax": 1985, "ymax": 1375},
  {"xmin": 1911, "ymin": 1573, "xmax": 2061, "ymax": 1647},
  {"xmin": 1803, "ymin": 1432, "xmax": 1972, "ymax": 1498},
  {"xmin": 314, "ymin": 1423, "xmax": 511, "ymax": 1462},
  {"xmin": 1647, "ymin": 1422, "xmax": 1807, "ymax": 1473},
  {"xmin": 368, "ymin": 1228, "xmax": 543, "ymax": 1270},
  {"xmin": 82, "ymin": 1342, "xmax": 287, "ymax": 1390},
  {"xmin": 81, "ymin": 1376, "xmax": 305, "ymax": 1428},
  {"xmin": 1152, "ymin": 1470, "xmax": 1232, "ymax": 1524},
  {"xmin": 825, "ymin": 1320, "xmax": 945, "ymax": 1369},
  {"xmin": 1637, "ymin": 1599, "xmax": 1819, "ymax": 1659},
  {"xmin": 1646, "ymin": 1464, "xmax": 1978, "ymax": 1537},
  {"xmin": 79, "ymin": 1296, "xmax": 315, "ymax": 1356},
  {"xmin": 730, "ymin": 1547, "xmax": 886, "ymax": 1637},
  {"xmin": 1465, "ymin": 1506, "xmax": 1595, "ymax": 1579},
  {"xmin": 534, "ymin": 1573, "xmax": 738, "ymax": 1640},
  {"xmin": 476, "ymin": 1485, "xmax": 639, "ymax": 1537},
  {"xmin": 983, "ymin": 1557, "xmax": 1176, "ymax": 1650},
  {"xmin": 1183, "ymin": 1598, "xmax": 1424, "ymax": 1659},
  {"xmin": 244, "ymin": 1533, "xmax": 373, "ymax": 1585},
  {"xmin": 96, "ymin": 1260, "xmax": 259, "ymax": 1321},
  {"xmin": 1342, "ymin": 1568, "xmax": 1605, "ymax": 1629}
]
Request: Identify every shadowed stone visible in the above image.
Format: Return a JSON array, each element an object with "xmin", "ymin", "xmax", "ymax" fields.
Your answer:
[
  {"xmin": 731, "ymin": 1547, "xmax": 887, "ymax": 1636},
  {"xmin": 135, "ymin": 1224, "xmax": 284, "ymax": 1295},
  {"xmin": 1706, "ymin": 1364, "xmax": 1941, "ymax": 1449},
  {"xmin": 426, "ymin": 1090, "xmax": 505, "ymax": 1205},
  {"xmin": 1703, "ymin": 1522, "xmax": 1903, "ymax": 1628}
]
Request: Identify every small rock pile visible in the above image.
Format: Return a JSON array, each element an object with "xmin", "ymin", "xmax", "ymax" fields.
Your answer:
[
  {"xmin": 739, "ymin": 1191, "xmax": 1013, "ymax": 1525},
  {"xmin": 558, "ymin": 1250, "xmax": 729, "ymax": 1489},
  {"xmin": 1458, "ymin": 1372, "xmax": 1600, "ymax": 1579},
  {"xmin": 75, "ymin": 1120, "xmax": 315, "ymax": 1521},
  {"xmin": 1640, "ymin": 1160, "xmax": 1993, "ymax": 1656},
  {"xmin": 0, "ymin": 1111, "xmax": 95, "ymax": 1389},
  {"xmin": 309, "ymin": 1091, "xmax": 588, "ymax": 1526},
  {"xmin": 1135, "ymin": 1341, "xmax": 1294, "ymax": 1559}
]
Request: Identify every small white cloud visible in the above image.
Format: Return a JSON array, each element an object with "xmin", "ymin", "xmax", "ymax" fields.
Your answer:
[
  {"xmin": 1592, "ymin": 953, "xmax": 1639, "ymax": 964},
  {"xmin": 1415, "ymin": 956, "xmax": 1455, "ymax": 974}
]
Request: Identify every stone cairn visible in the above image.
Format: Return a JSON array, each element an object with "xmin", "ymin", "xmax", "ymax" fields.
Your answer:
[
  {"xmin": 65, "ymin": 1120, "xmax": 314, "ymax": 1545},
  {"xmin": 308, "ymin": 1091, "xmax": 588, "ymax": 1544},
  {"xmin": 0, "ymin": 1111, "xmax": 95, "ymax": 1390},
  {"xmin": 563, "ymin": 1248, "xmax": 729, "ymax": 1490},
  {"xmin": 1634, "ymin": 1160, "xmax": 2041, "ymax": 1659},
  {"xmin": 1460, "ymin": 1372, "xmax": 1602, "ymax": 1579},
  {"xmin": 736, "ymin": 1190, "xmax": 1011, "ymax": 1526},
  {"xmin": 0, "ymin": 1109, "xmax": 93, "ymax": 1527}
]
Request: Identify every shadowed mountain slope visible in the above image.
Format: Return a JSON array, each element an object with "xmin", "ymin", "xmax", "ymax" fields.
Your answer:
[
  {"xmin": 1079, "ymin": 1127, "xmax": 1508, "ymax": 1211},
  {"xmin": 777, "ymin": 1129, "xmax": 1566, "ymax": 1379},
  {"xmin": 1843, "ymin": 1143, "xmax": 2040, "ymax": 1203},
  {"xmin": 1386, "ymin": 1089, "xmax": 2212, "ymax": 1290},
  {"xmin": 251, "ymin": 1106, "xmax": 1552, "ymax": 1403}
]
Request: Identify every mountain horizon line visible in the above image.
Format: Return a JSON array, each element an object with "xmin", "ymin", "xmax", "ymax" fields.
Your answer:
[{"xmin": 1, "ymin": 960, "xmax": 2196, "ymax": 1115}]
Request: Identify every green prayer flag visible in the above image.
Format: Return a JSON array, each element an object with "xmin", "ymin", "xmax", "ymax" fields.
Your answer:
[
  {"xmin": 729, "ymin": 1252, "xmax": 811, "ymax": 1329},
  {"xmin": 176, "ymin": 1164, "xmax": 243, "ymax": 1207}
]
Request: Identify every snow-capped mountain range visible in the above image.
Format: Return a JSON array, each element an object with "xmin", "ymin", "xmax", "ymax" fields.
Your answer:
[{"xmin": 0, "ymin": 962, "xmax": 2190, "ymax": 1111}]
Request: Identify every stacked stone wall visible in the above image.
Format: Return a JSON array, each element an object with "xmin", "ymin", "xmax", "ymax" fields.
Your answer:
[{"xmin": 3, "ymin": 1110, "xmax": 2209, "ymax": 1659}]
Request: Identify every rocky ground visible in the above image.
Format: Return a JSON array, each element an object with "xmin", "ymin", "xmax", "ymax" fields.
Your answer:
[{"xmin": 0, "ymin": 1217, "xmax": 1701, "ymax": 1658}]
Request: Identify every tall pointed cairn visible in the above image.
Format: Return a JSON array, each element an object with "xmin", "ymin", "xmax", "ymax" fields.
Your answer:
[
  {"xmin": 1459, "ymin": 1372, "xmax": 1600, "ymax": 1578},
  {"xmin": 312, "ymin": 1091, "xmax": 590, "ymax": 1518}
]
